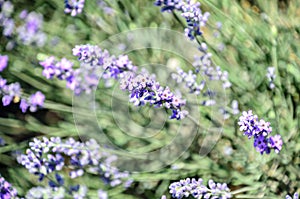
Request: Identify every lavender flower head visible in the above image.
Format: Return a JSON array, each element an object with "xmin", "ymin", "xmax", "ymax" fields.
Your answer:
[
  {"xmin": 120, "ymin": 71, "xmax": 188, "ymax": 120},
  {"xmin": 0, "ymin": 54, "xmax": 8, "ymax": 72},
  {"xmin": 0, "ymin": 176, "xmax": 18, "ymax": 199},
  {"xmin": 238, "ymin": 110, "xmax": 283, "ymax": 154},
  {"xmin": 25, "ymin": 186, "xmax": 65, "ymax": 199},
  {"xmin": 168, "ymin": 178, "xmax": 231, "ymax": 199},
  {"xmin": 65, "ymin": 0, "xmax": 85, "ymax": 16},
  {"xmin": 18, "ymin": 137, "xmax": 133, "ymax": 189},
  {"xmin": 266, "ymin": 66, "xmax": 275, "ymax": 89},
  {"xmin": 155, "ymin": 0, "xmax": 210, "ymax": 41},
  {"xmin": 286, "ymin": 192, "xmax": 299, "ymax": 199},
  {"xmin": 17, "ymin": 11, "xmax": 46, "ymax": 46}
]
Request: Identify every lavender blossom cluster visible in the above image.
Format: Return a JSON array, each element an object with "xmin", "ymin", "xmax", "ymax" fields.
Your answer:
[
  {"xmin": 167, "ymin": 178, "xmax": 231, "ymax": 199},
  {"xmin": 238, "ymin": 110, "xmax": 283, "ymax": 154},
  {"xmin": 17, "ymin": 11, "xmax": 46, "ymax": 47},
  {"xmin": 40, "ymin": 44, "xmax": 137, "ymax": 95},
  {"xmin": 0, "ymin": 0, "xmax": 14, "ymax": 37},
  {"xmin": 64, "ymin": 0, "xmax": 85, "ymax": 16},
  {"xmin": 171, "ymin": 53, "xmax": 231, "ymax": 106},
  {"xmin": 120, "ymin": 71, "xmax": 188, "ymax": 120},
  {"xmin": 40, "ymin": 44, "xmax": 188, "ymax": 119},
  {"xmin": 154, "ymin": 0, "xmax": 210, "ymax": 41},
  {"xmin": 17, "ymin": 137, "xmax": 133, "ymax": 193},
  {"xmin": 286, "ymin": 192, "xmax": 299, "ymax": 199},
  {"xmin": 0, "ymin": 55, "xmax": 45, "ymax": 112},
  {"xmin": 266, "ymin": 67, "xmax": 276, "ymax": 90},
  {"xmin": 0, "ymin": 1, "xmax": 46, "ymax": 47},
  {"xmin": 0, "ymin": 176, "xmax": 18, "ymax": 199}
]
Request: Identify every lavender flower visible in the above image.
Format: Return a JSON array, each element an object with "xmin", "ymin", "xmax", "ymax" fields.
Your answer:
[
  {"xmin": 40, "ymin": 45, "xmax": 137, "ymax": 95},
  {"xmin": 0, "ymin": 137, "xmax": 5, "ymax": 146},
  {"xmin": 17, "ymin": 11, "xmax": 47, "ymax": 46},
  {"xmin": 238, "ymin": 110, "xmax": 283, "ymax": 154},
  {"xmin": 98, "ymin": 189, "xmax": 108, "ymax": 199},
  {"xmin": 26, "ymin": 186, "xmax": 65, "ymax": 199},
  {"xmin": 266, "ymin": 67, "xmax": 276, "ymax": 89},
  {"xmin": 64, "ymin": 0, "xmax": 85, "ymax": 16},
  {"xmin": 18, "ymin": 137, "xmax": 133, "ymax": 189},
  {"xmin": 120, "ymin": 71, "xmax": 188, "ymax": 120},
  {"xmin": 286, "ymin": 192, "xmax": 299, "ymax": 199},
  {"xmin": 0, "ymin": 176, "xmax": 18, "ymax": 199},
  {"xmin": 97, "ymin": 0, "xmax": 114, "ymax": 15},
  {"xmin": 41, "ymin": 45, "xmax": 188, "ymax": 119},
  {"xmin": 155, "ymin": 0, "xmax": 210, "ymax": 41},
  {"xmin": 0, "ymin": 55, "xmax": 8, "ymax": 72},
  {"xmin": 0, "ymin": 75, "xmax": 45, "ymax": 112},
  {"xmin": 168, "ymin": 178, "xmax": 231, "ymax": 199},
  {"xmin": 0, "ymin": 1, "xmax": 15, "ymax": 37}
]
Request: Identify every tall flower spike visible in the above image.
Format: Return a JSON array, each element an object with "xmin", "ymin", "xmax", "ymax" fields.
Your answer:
[
  {"xmin": 155, "ymin": 0, "xmax": 210, "ymax": 41},
  {"xmin": 0, "ymin": 176, "xmax": 18, "ymax": 199},
  {"xmin": 0, "ymin": 75, "xmax": 45, "ymax": 112},
  {"xmin": 286, "ymin": 192, "xmax": 299, "ymax": 199},
  {"xmin": 64, "ymin": 0, "xmax": 85, "ymax": 16},
  {"xmin": 168, "ymin": 178, "xmax": 231, "ymax": 199},
  {"xmin": 0, "ymin": 54, "xmax": 8, "ymax": 72},
  {"xmin": 266, "ymin": 66, "xmax": 276, "ymax": 89},
  {"xmin": 238, "ymin": 110, "xmax": 283, "ymax": 154},
  {"xmin": 120, "ymin": 71, "xmax": 188, "ymax": 120},
  {"xmin": 18, "ymin": 137, "xmax": 133, "ymax": 188}
]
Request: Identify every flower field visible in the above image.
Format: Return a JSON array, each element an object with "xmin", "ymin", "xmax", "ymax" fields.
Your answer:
[{"xmin": 0, "ymin": 0, "xmax": 299, "ymax": 198}]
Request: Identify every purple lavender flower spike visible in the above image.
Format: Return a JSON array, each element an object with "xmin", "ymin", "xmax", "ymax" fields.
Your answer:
[
  {"xmin": 286, "ymin": 192, "xmax": 299, "ymax": 199},
  {"xmin": 266, "ymin": 67, "xmax": 276, "ymax": 89},
  {"xmin": 18, "ymin": 137, "xmax": 133, "ymax": 189},
  {"xmin": 238, "ymin": 110, "xmax": 283, "ymax": 154},
  {"xmin": 0, "ymin": 176, "xmax": 18, "ymax": 199},
  {"xmin": 253, "ymin": 134, "xmax": 271, "ymax": 154},
  {"xmin": 0, "ymin": 55, "xmax": 8, "ymax": 72},
  {"xmin": 168, "ymin": 177, "xmax": 231, "ymax": 199},
  {"xmin": 269, "ymin": 134, "xmax": 283, "ymax": 153},
  {"xmin": 120, "ymin": 71, "xmax": 188, "ymax": 120},
  {"xmin": 155, "ymin": 0, "xmax": 210, "ymax": 41},
  {"xmin": 64, "ymin": 0, "xmax": 85, "ymax": 16},
  {"xmin": 17, "ymin": 11, "xmax": 46, "ymax": 46}
]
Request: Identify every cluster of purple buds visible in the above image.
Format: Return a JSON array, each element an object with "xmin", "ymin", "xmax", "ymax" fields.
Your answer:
[
  {"xmin": 64, "ymin": 0, "xmax": 85, "ymax": 16},
  {"xmin": 18, "ymin": 137, "xmax": 133, "ymax": 189},
  {"xmin": 193, "ymin": 53, "xmax": 231, "ymax": 89},
  {"xmin": 168, "ymin": 178, "xmax": 231, "ymax": 199},
  {"xmin": 97, "ymin": 153, "xmax": 133, "ymax": 188},
  {"xmin": 120, "ymin": 71, "xmax": 188, "ymax": 120},
  {"xmin": 154, "ymin": 0, "xmax": 210, "ymax": 40},
  {"xmin": 0, "ymin": 76, "xmax": 45, "ymax": 112},
  {"xmin": 0, "ymin": 0, "xmax": 14, "ymax": 37},
  {"xmin": 172, "ymin": 68, "xmax": 205, "ymax": 95},
  {"xmin": 238, "ymin": 110, "xmax": 283, "ymax": 154},
  {"xmin": 40, "ymin": 45, "xmax": 137, "ymax": 95},
  {"xmin": 0, "ymin": 54, "xmax": 8, "ymax": 72},
  {"xmin": 266, "ymin": 67, "xmax": 276, "ymax": 89},
  {"xmin": 72, "ymin": 44, "xmax": 137, "ymax": 77},
  {"xmin": 97, "ymin": 0, "xmax": 114, "ymax": 15},
  {"xmin": 286, "ymin": 192, "xmax": 299, "ymax": 199},
  {"xmin": 171, "ymin": 55, "xmax": 231, "ymax": 109},
  {"xmin": 0, "ymin": 176, "xmax": 18, "ymax": 199},
  {"xmin": 172, "ymin": 52, "xmax": 231, "ymax": 97},
  {"xmin": 16, "ymin": 11, "xmax": 46, "ymax": 47}
]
